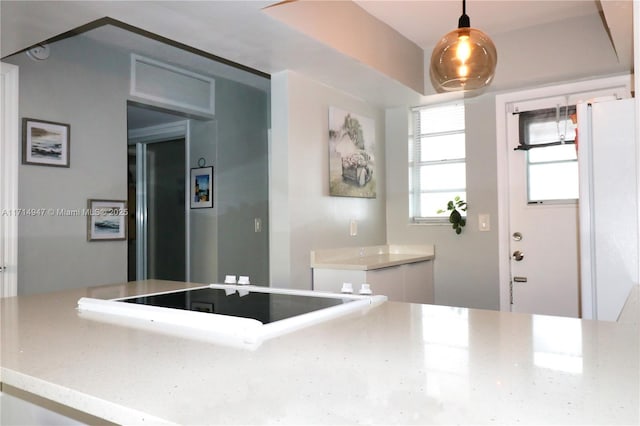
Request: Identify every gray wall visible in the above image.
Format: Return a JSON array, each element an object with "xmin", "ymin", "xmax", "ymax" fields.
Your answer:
[
  {"xmin": 214, "ymin": 79, "xmax": 269, "ymax": 286},
  {"xmin": 189, "ymin": 119, "xmax": 218, "ymax": 284},
  {"xmin": 189, "ymin": 79, "xmax": 269, "ymax": 286},
  {"xmin": 8, "ymin": 36, "xmax": 129, "ymax": 295},
  {"xmin": 8, "ymin": 32, "xmax": 270, "ymax": 294},
  {"xmin": 385, "ymin": 96, "xmax": 500, "ymax": 310},
  {"xmin": 270, "ymin": 71, "xmax": 387, "ymax": 290}
]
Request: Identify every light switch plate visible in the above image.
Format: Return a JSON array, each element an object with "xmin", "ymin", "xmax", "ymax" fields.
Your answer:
[{"xmin": 479, "ymin": 214, "xmax": 490, "ymax": 231}]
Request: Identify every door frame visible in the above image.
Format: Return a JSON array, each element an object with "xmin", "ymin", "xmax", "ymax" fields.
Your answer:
[
  {"xmin": 128, "ymin": 120, "xmax": 191, "ymax": 281},
  {"xmin": 1, "ymin": 62, "xmax": 19, "ymax": 297},
  {"xmin": 494, "ymin": 75, "xmax": 632, "ymax": 312}
]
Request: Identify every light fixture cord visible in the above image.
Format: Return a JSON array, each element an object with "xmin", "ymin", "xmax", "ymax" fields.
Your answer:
[{"xmin": 458, "ymin": 0, "xmax": 470, "ymax": 28}]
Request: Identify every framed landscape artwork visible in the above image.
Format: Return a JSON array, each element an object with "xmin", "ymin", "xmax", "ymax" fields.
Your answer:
[
  {"xmin": 328, "ymin": 107, "xmax": 376, "ymax": 198},
  {"xmin": 87, "ymin": 199, "xmax": 127, "ymax": 241},
  {"xmin": 22, "ymin": 118, "xmax": 70, "ymax": 167},
  {"xmin": 190, "ymin": 166, "xmax": 213, "ymax": 209}
]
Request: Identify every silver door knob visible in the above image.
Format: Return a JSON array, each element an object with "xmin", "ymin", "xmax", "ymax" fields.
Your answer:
[{"xmin": 512, "ymin": 250, "xmax": 524, "ymax": 261}]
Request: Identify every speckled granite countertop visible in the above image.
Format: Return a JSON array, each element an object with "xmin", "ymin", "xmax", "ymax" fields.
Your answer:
[{"xmin": 1, "ymin": 280, "xmax": 638, "ymax": 425}]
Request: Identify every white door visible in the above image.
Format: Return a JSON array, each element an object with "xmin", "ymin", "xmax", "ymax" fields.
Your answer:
[
  {"xmin": 506, "ymin": 96, "xmax": 580, "ymax": 317},
  {"xmin": 497, "ymin": 77, "xmax": 632, "ymax": 317},
  {"xmin": 0, "ymin": 62, "xmax": 19, "ymax": 298},
  {"xmin": 504, "ymin": 86, "xmax": 630, "ymax": 318}
]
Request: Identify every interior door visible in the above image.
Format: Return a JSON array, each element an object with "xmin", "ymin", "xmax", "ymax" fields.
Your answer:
[
  {"xmin": 145, "ymin": 139, "xmax": 186, "ymax": 281},
  {"xmin": 506, "ymin": 97, "xmax": 580, "ymax": 318}
]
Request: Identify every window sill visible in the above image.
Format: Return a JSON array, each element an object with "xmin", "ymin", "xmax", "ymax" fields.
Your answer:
[{"xmin": 409, "ymin": 219, "xmax": 450, "ymax": 226}]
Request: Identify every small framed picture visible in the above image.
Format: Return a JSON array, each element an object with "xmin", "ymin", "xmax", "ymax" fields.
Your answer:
[
  {"xmin": 22, "ymin": 118, "xmax": 70, "ymax": 167},
  {"xmin": 190, "ymin": 166, "xmax": 213, "ymax": 209},
  {"xmin": 87, "ymin": 199, "xmax": 127, "ymax": 241}
]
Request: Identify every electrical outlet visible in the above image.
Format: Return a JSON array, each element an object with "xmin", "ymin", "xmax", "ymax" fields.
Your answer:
[
  {"xmin": 349, "ymin": 219, "xmax": 357, "ymax": 236},
  {"xmin": 254, "ymin": 218, "xmax": 262, "ymax": 233}
]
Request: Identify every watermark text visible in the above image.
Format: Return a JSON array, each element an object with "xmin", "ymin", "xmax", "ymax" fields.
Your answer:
[{"xmin": 1, "ymin": 208, "xmax": 128, "ymax": 217}]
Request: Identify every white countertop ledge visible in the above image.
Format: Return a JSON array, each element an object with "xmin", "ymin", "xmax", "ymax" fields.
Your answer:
[{"xmin": 310, "ymin": 244, "xmax": 434, "ymax": 270}]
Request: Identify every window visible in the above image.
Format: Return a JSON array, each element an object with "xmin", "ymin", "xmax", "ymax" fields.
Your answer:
[
  {"xmin": 409, "ymin": 103, "xmax": 466, "ymax": 221},
  {"xmin": 517, "ymin": 106, "xmax": 578, "ymax": 203}
]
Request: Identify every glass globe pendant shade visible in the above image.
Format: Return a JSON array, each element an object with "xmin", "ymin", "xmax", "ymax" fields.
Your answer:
[{"xmin": 430, "ymin": 27, "xmax": 497, "ymax": 92}]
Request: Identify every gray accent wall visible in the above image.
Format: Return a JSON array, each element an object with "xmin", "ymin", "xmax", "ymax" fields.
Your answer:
[
  {"xmin": 189, "ymin": 119, "xmax": 218, "ymax": 284},
  {"xmin": 8, "ymin": 32, "xmax": 269, "ymax": 294},
  {"xmin": 8, "ymin": 37, "xmax": 129, "ymax": 295},
  {"xmin": 189, "ymin": 80, "xmax": 270, "ymax": 286},
  {"xmin": 215, "ymin": 79, "xmax": 269, "ymax": 286}
]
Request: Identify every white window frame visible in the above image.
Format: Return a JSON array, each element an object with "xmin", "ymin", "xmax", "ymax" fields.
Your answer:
[{"xmin": 409, "ymin": 102, "xmax": 466, "ymax": 223}]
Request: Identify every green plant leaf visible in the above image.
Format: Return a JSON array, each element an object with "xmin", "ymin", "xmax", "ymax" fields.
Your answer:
[
  {"xmin": 451, "ymin": 209, "xmax": 461, "ymax": 223},
  {"xmin": 439, "ymin": 197, "xmax": 467, "ymax": 235}
]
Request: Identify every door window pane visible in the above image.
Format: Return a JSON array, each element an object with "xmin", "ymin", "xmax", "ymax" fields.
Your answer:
[
  {"xmin": 528, "ymin": 162, "xmax": 579, "ymax": 202},
  {"xmin": 521, "ymin": 106, "xmax": 579, "ymax": 203},
  {"xmin": 528, "ymin": 144, "xmax": 577, "ymax": 163}
]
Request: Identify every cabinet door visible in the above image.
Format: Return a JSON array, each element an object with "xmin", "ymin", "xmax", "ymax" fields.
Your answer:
[
  {"xmin": 403, "ymin": 261, "xmax": 434, "ymax": 304},
  {"xmin": 312, "ymin": 269, "xmax": 366, "ymax": 293},
  {"xmin": 366, "ymin": 267, "xmax": 404, "ymax": 301}
]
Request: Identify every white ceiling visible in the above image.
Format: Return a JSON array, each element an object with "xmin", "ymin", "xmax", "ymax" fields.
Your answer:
[
  {"xmin": 355, "ymin": 0, "xmax": 601, "ymax": 48},
  {"xmin": 0, "ymin": 0, "xmax": 632, "ymax": 108}
]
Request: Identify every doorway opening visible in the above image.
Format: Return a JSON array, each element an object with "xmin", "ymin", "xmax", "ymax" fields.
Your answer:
[{"xmin": 127, "ymin": 103, "xmax": 190, "ymax": 282}]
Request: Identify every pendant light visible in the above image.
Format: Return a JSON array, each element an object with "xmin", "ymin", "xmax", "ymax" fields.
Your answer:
[{"xmin": 429, "ymin": 0, "xmax": 497, "ymax": 92}]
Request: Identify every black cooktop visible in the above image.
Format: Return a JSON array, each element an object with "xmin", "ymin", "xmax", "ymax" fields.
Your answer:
[{"xmin": 119, "ymin": 287, "xmax": 354, "ymax": 324}]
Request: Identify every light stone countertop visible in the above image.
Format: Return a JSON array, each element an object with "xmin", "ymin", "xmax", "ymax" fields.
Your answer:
[
  {"xmin": 1, "ymin": 279, "xmax": 639, "ymax": 425},
  {"xmin": 310, "ymin": 244, "xmax": 435, "ymax": 270}
]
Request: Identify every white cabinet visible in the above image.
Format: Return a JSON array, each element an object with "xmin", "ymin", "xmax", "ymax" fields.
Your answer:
[
  {"xmin": 312, "ymin": 260, "xmax": 434, "ymax": 304},
  {"xmin": 310, "ymin": 245, "xmax": 435, "ymax": 304}
]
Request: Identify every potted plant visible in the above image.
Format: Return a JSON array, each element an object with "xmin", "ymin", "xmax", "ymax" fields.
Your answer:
[{"xmin": 438, "ymin": 196, "xmax": 467, "ymax": 235}]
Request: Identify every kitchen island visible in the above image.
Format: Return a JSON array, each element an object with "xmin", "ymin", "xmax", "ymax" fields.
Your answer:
[{"xmin": 1, "ymin": 280, "xmax": 638, "ymax": 425}]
